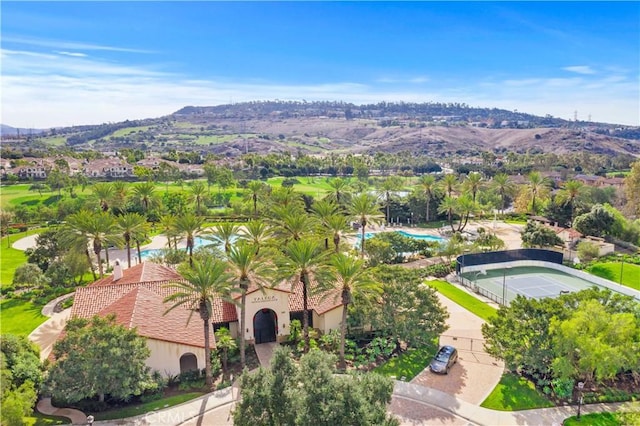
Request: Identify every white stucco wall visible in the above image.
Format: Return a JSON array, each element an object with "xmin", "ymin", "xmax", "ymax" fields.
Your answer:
[
  {"xmin": 239, "ymin": 288, "xmax": 291, "ymax": 343},
  {"xmin": 321, "ymin": 307, "xmax": 343, "ymax": 333},
  {"xmin": 145, "ymin": 339, "xmax": 206, "ymax": 377}
]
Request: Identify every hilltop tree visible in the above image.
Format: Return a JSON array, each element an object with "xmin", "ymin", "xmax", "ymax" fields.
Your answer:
[{"xmin": 624, "ymin": 160, "xmax": 640, "ymax": 217}]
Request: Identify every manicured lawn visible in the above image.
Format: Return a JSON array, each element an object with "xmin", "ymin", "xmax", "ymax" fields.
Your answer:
[
  {"xmin": 1, "ymin": 240, "xmax": 28, "ymax": 287},
  {"xmin": 93, "ymin": 392, "xmax": 205, "ymax": 421},
  {"xmin": 587, "ymin": 262, "xmax": 640, "ymax": 291},
  {"xmin": 374, "ymin": 347, "xmax": 436, "ymax": 381},
  {"xmin": 563, "ymin": 412, "xmax": 621, "ymax": 426},
  {"xmin": 24, "ymin": 413, "xmax": 67, "ymax": 425},
  {"xmin": 427, "ymin": 279, "xmax": 497, "ymax": 321},
  {"xmin": 480, "ymin": 373, "xmax": 554, "ymax": 411},
  {"xmin": 0, "ymin": 298, "xmax": 48, "ymax": 336}
]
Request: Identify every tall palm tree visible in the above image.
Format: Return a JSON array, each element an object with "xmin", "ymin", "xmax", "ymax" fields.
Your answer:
[
  {"xmin": 190, "ymin": 181, "xmax": 208, "ymax": 214},
  {"xmin": 556, "ymin": 180, "xmax": 584, "ymax": 224},
  {"xmin": 159, "ymin": 214, "xmax": 179, "ymax": 250},
  {"xmin": 275, "ymin": 239, "xmax": 330, "ymax": 353},
  {"xmin": 324, "ymin": 177, "xmax": 351, "ymax": 208},
  {"xmin": 438, "ymin": 196, "xmax": 458, "ymax": 232},
  {"xmin": 326, "ymin": 213, "xmax": 350, "ymax": 253},
  {"xmin": 349, "ymin": 193, "xmax": 384, "ymax": 257},
  {"xmin": 376, "ymin": 176, "xmax": 403, "ymax": 224},
  {"xmin": 174, "ymin": 213, "xmax": 204, "ymax": 266},
  {"xmin": 330, "ymin": 253, "xmax": 382, "ymax": 370},
  {"xmin": 491, "ymin": 173, "xmax": 516, "ymax": 216},
  {"xmin": 164, "ymin": 258, "xmax": 233, "ymax": 389},
  {"xmin": 463, "ymin": 172, "xmax": 483, "ymax": 202},
  {"xmin": 59, "ymin": 210, "xmax": 97, "ymax": 280},
  {"xmin": 203, "ymin": 222, "xmax": 241, "ymax": 254},
  {"xmin": 111, "ymin": 181, "xmax": 129, "ymax": 214},
  {"xmin": 131, "ymin": 182, "xmax": 160, "ymax": 214},
  {"xmin": 525, "ymin": 171, "xmax": 551, "ymax": 214},
  {"xmin": 272, "ymin": 206, "xmax": 317, "ymax": 243},
  {"xmin": 92, "ymin": 182, "xmax": 114, "ymax": 212},
  {"xmin": 246, "ymin": 180, "xmax": 267, "ymax": 217},
  {"xmin": 440, "ymin": 173, "xmax": 459, "ymax": 198},
  {"xmin": 312, "ymin": 199, "xmax": 339, "ymax": 249},
  {"xmin": 416, "ymin": 175, "xmax": 438, "ymax": 222},
  {"xmin": 226, "ymin": 242, "xmax": 271, "ymax": 369},
  {"xmin": 239, "ymin": 220, "xmax": 273, "ymax": 254},
  {"xmin": 454, "ymin": 194, "xmax": 478, "ymax": 233},
  {"xmin": 116, "ymin": 213, "xmax": 149, "ymax": 268}
]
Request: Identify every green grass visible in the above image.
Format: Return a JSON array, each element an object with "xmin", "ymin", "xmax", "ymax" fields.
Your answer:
[
  {"xmin": 1, "ymin": 234, "xmax": 29, "ymax": 286},
  {"xmin": 587, "ymin": 262, "xmax": 640, "ymax": 291},
  {"xmin": 374, "ymin": 347, "xmax": 436, "ymax": 381},
  {"xmin": 93, "ymin": 392, "xmax": 205, "ymax": 421},
  {"xmin": 110, "ymin": 126, "xmax": 151, "ymax": 138},
  {"xmin": 24, "ymin": 412, "xmax": 68, "ymax": 425},
  {"xmin": 480, "ymin": 373, "xmax": 554, "ymax": 411},
  {"xmin": 0, "ymin": 298, "xmax": 48, "ymax": 336},
  {"xmin": 563, "ymin": 412, "xmax": 621, "ymax": 426},
  {"xmin": 427, "ymin": 280, "xmax": 497, "ymax": 321}
]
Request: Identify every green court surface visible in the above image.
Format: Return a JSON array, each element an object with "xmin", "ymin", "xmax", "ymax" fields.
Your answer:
[{"xmin": 461, "ymin": 266, "xmax": 601, "ymax": 305}]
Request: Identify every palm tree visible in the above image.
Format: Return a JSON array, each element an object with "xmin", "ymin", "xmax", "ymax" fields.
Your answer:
[
  {"xmin": 438, "ymin": 196, "xmax": 458, "ymax": 232},
  {"xmin": 556, "ymin": 180, "xmax": 584, "ymax": 224},
  {"xmin": 190, "ymin": 181, "xmax": 208, "ymax": 214},
  {"xmin": 246, "ymin": 180, "xmax": 267, "ymax": 216},
  {"xmin": 440, "ymin": 173, "xmax": 459, "ymax": 198},
  {"xmin": 111, "ymin": 181, "xmax": 128, "ymax": 214},
  {"xmin": 164, "ymin": 258, "xmax": 233, "ymax": 389},
  {"xmin": 116, "ymin": 213, "xmax": 149, "ymax": 268},
  {"xmin": 174, "ymin": 213, "xmax": 204, "ymax": 266},
  {"xmin": 326, "ymin": 214, "xmax": 350, "ymax": 253},
  {"xmin": 214, "ymin": 327, "xmax": 236, "ymax": 382},
  {"xmin": 349, "ymin": 193, "xmax": 384, "ymax": 257},
  {"xmin": 272, "ymin": 206, "xmax": 317, "ymax": 243},
  {"xmin": 416, "ymin": 174, "xmax": 438, "ymax": 223},
  {"xmin": 312, "ymin": 199, "xmax": 339, "ymax": 249},
  {"xmin": 525, "ymin": 171, "xmax": 551, "ymax": 214},
  {"xmin": 275, "ymin": 239, "xmax": 330, "ymax": 353},
  {"xmin": 376, "ymin": 176, "xmax": 403, "ymax": 224},
  {"xmin": 159, "ymin": 214, "xmax": 179, "ymax": 250},
  {"xmin": 454, "ymin": 194, "xmax": 478, "ymax": 233},
  {"xmin": 59, "ymin": 210, "xmax": 97, "ymax": 280},
  {"xmin": 131, "ymin": 182, "xmax": 160, "ymax": 214},
  {"xmin": 491, "ymin": 173, "xmax": 516, "ymax": 216},
  {"xmin": 239, "ymin": 220, "xmax": 273, "ymax": 255},
  {"xmin": 203, "ymin": 222, "xmax": 241, "ymax": 254},
  {"xmin": 92, "ymin": 182, "xmax": 114, "ymax": 212},
  {"xmin": 324, "ymin": 177, "xmax": 351, "ymax": 208},
  {"xmin": 226, "ymin": 242, "xmax": 271, "ymax": 369},
  {"xmin": 330, "ymin": 253, "xmax": 381, "ymax": 370},
  {"xmin": 463, "ymin": 172, "xmax": 483, "ymax": 202}
]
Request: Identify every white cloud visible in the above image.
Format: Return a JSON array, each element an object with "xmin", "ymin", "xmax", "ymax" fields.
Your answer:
[
  {"xmin": 563, "ymin": 65, "xmax": 596, "ymax": 75},
  {"xmin": 1, "ymin": 46, "xmax": 638, "ymax": 128},
  {"xmin": 54, "ymin": 51, "xmax": 88, "ymax": 58},
  {"xmin": 3, "ymin": 36, "xmax": 153, "ymax": 54}
]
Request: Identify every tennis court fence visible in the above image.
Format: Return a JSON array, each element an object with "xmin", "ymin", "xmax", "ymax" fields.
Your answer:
[{"xmin": 458, "ymin": 276, "xmax": 506, "ymax": 306}]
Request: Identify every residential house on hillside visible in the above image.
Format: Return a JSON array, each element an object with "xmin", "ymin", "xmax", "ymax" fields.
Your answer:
[
  {"xmin": 69, "ymin": 261, "xmax": 344, "ymax": 377},
  {"xmin": 84, "ymin": 158, "xmax": 134, "ymax": 178}
]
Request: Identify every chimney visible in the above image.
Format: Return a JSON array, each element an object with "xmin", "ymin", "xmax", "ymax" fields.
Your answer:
[{"xmin": 113, "ymin": 260, "xmax": 123, "ymax": 281}]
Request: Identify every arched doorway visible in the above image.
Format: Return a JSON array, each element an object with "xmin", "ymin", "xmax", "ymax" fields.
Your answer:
[
  {"xmin": 253, "ymin": 309, "xmax": 277, "ymax": 344},
  {"xmin": 179, "ymin": 353, "xmax": 198, "ymax": 373}
]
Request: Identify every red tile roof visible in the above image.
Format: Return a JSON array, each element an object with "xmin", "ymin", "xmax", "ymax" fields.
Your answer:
[{"xmin": 73, "ymin": 262, "xmax": 343, "ymax": 345}]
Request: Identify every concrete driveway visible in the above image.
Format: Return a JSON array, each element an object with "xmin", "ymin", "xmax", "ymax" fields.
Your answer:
[{"xmin": 409, "ymin": 293, "xmax": 504, "ymax": 405}]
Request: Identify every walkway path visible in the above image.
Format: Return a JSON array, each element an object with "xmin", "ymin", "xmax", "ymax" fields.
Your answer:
[
  {"xmin": 28, "ymin": 291, "xmax": 75, "ymax": 361},
  {"xmin": 254, "ymin": 342, "xmax": 278, "ymax": 368},
  {"xmin": 36, "ymin": 398, "xmax": 87, "ymax": 425}
]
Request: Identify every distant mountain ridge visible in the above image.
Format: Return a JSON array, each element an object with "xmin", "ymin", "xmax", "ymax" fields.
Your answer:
[
  {"xmin": 3, "ymin": 101, "xmax": 639, "ymax": 158},
  {"xmin": 0, "ymin": 124, "xmax": 46, "ymax": 137}
]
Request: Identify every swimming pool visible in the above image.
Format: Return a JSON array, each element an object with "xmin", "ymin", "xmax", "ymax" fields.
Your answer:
[
  {"xmin": 139, "ymin": 236, "xmax": 220, "ymax": 260},
  {"xmin": 362, "ymin": 230, "xmax": 445, "ymax": 243}
]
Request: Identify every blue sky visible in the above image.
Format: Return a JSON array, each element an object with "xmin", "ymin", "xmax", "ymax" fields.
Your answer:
[{"xmin": 2, "ymin": 1, "xmax": 638, "ymax": 128}]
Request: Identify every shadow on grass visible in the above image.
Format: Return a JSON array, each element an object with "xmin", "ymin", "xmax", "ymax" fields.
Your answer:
[
  {"xmin": 374, "ymin": 346, "xmax": 437, "ymax": 381},
  {"xmin": 0, "ymin": 299, "xmax": 47, "ymax": 335},
  {"xmin": 481, "ymin": 373, "xmax": 554, "ymax": 411},
  {"xmin": 588, "ymin": 264, "xmax": 616, "ymax": 281}
]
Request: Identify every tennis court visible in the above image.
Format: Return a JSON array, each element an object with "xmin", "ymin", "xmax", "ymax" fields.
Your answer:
[{"xmin": 461, "ymin": 266, "xmax": 597, "ymax": 305}]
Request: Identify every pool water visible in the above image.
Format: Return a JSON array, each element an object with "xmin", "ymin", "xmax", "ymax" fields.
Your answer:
[{"xmin": 362, "ymin": 230, "xmax": 445, "ymax": 243}]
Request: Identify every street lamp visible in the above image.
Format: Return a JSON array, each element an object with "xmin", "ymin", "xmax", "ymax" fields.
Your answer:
[
  {"xmin": 577, "ymin": 381, "xmax": 584, "ymax": 420},
  {"xmin": 618, "ymin": 254, "xmax": 625, "ymax": 285}
]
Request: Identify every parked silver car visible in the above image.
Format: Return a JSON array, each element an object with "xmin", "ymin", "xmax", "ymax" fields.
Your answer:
[{"xmin": 429, "ymin": 345, "xmax": 458, "ymax": 374}]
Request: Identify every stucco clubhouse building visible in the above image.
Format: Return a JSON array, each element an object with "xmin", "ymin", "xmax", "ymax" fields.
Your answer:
[{"xmin": 71, "ymin": 262, "xmax": 344, "ymax": 376}]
